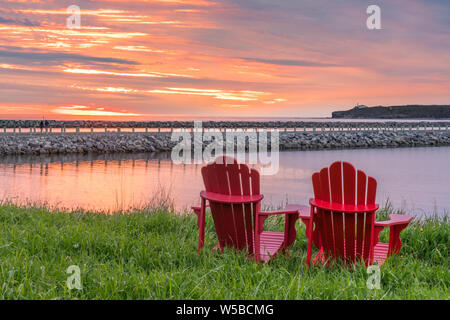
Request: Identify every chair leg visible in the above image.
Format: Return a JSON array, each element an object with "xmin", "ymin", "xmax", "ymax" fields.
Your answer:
[
  {"xmin": 197, "ymin": 198, "xmax": 206, "ymax": 254},
  {"xmin": 254, "ymin": 214, "xmax": 262, "ymax": 263},
  {"xmin": 306, "ymin": 208, "xmax": 315, "ymax": 268},
  {"xmin": 388, "ymin": 224, "xmax": 408, "ymax": 256}
]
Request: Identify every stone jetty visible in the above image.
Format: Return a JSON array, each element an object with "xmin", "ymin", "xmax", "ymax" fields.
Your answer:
[{"xmin": 0, "ymin": 129, "xmax": 449, "ymax": 155}]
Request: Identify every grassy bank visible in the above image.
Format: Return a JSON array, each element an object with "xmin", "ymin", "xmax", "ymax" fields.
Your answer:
[{"xmin": 0, "ymin": 204, "xmax": 448, "ymax": 299}]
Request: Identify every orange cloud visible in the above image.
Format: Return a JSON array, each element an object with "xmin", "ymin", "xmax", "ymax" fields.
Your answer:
[
  {"xmin": 52, "ymin": 105, "xmax": 142, "ymax": 116},
  {"xmin": 147, "ymin": 87, "xmax": 270, "ymax": 101},
  {"xmin": 63, "ymin": 68, "xmax": 192, "ymax": 78}
]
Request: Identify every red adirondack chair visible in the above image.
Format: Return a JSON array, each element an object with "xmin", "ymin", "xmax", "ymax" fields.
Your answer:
[
  {"xmin": 304, "ymin": 161, "xmax": 413, "ymax": 267},
  {"xmin": 192, "ymin": 156, "xmax": 304, "ymax": 262}
]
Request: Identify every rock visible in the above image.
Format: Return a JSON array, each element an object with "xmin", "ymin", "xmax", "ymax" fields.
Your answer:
[{"xmin": 0, "ymin": 126, "xmax": 448, "ymax": 156}]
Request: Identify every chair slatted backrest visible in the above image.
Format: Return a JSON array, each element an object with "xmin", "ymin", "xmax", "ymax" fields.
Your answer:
[
  {"xmin": 312, "ymin": 161, "xmax": 377, "ymax": 265},
  {"xmin": 201, "ymin": 156, "xmax": 260, "ymax": 254}
]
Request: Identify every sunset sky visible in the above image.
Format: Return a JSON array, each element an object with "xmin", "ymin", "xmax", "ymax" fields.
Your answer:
[{"xmin": 0, "ymin": 0, "xmax": 449, "ymax": 120}]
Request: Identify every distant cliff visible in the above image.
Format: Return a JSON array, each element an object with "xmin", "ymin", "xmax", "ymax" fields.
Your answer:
[{"xmin": 332, "ymin": 105, "xmax": 450, "ymax": 119}]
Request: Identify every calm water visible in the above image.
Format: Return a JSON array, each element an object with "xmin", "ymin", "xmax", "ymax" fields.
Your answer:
[{"xmin": 0, "ymin": 147, "xmax": 448, "ymax": 216}]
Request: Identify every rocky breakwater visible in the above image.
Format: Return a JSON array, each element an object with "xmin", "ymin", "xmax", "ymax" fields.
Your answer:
[
  {"xmin": 0, "ymin": 133, "xmax": 175, "ymax": 155},
  {"xmin": 278, "ymin": 131, "xmax": 450, "ymax": 150},
  {"xmin": 0, "ymin": 130, "xmax": 449, "ymax": 156}
]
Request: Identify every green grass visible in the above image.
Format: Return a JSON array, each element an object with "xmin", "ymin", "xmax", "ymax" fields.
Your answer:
[{"xmin": 0, "ymin": 204, "xmax": 448, "ymax": 299}]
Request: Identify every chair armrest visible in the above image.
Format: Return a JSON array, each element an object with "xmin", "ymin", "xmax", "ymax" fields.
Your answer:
[
  {"xmin": 256, "ymin": 205, "xmax": 302, "ymax": 252},
  {"xmin": 375, "ymin": 214, "xmax": 413, "ymax": 256},
  {"xmin": 192, "ymin": 204, "xmax": 209, "ymax": 227},
  {"xmin": 255, "ymin": 208, "xmax": 297, "ymax": 234},
  {"xmin": 291, "ymin": 205, "xmax": 321, "ymax": 249},
  {"xmin": 191, "ymin": 204, "xmax": 209, "ymax": 215},
  {"xmin": 200, "ymin": 191, "xmax": 263, "ymax": 204},
  {"xmin": 258, "ymin": 204, "xmax": 309, "ymax": 217},
  {"xmin": 309, "ymin": 198, "xmax": 379, "ymax": 213},
  {"xmin": 375, "ymin": 214, "xmax": 413, "ymax": 227},
  {"xmin": 192, "ymin": 198, "xmax": 208, "ymax": 254},
  {"xmin": 258, "ymin": 209, "xmax": 299, "ymax": 216},
  {"xmin": 299, "ymin": 209, "xmax": 311, "ymax": 221}
]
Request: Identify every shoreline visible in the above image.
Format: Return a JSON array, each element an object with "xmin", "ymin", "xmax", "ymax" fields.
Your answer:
[{"xmin": 0, "ymin": 130, "xmax": 449, "ymax": 156}]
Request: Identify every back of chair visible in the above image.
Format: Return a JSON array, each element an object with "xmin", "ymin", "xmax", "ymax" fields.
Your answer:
[
  {"xmin": 312, "ymin": 161, "xmax": 378, "ymax": 265},
  {"xmin": 201, "ymin": 156, "xmax": 260, "ymax": 253}
]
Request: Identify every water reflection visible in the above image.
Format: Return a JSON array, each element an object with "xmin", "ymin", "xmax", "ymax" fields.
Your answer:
[
  {"xmin": 0, "ymin": 147, "xmax": 449, "ymax": 216},
  {"xmin": 0, "ymin": 152, "xmax": 198, "ymax": 213}
]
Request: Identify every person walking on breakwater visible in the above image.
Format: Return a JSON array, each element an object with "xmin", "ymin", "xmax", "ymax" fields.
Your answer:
[
  {"xmin": 39, "ymin": 120, "xmax": 44, "ymax": 133},
  {"xmin": 45, "ymin": 120, "xmax": 49, "ymax": 131}
]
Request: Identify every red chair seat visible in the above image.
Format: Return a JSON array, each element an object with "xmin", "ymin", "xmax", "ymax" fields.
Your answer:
[
  {"xmin": 255, "ymin": 231, "xmax": 285, "ymax": 262},
  {"xmin": 311, "ymin": 238, "xmax": 393, "ymax": 266}
]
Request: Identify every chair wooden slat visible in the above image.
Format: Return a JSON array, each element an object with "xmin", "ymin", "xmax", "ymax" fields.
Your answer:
[
  {"xmin": 329, "ymin": 161, "xmax": 343, "ymax": 204},
  {"xmin": 342, "ymin": 162, "xmax": 356, "ymax": 261},
  {"xmin": 356, "ymin": 170, "xmax": 367, "ymax": 259},
  {"xmin": 319, "ymin": 168, "xmax": 331, "ymax": 202},
  {"xmin": 367, "ymin": 177, "xmax": 377, "ymax": 205},
  {"xmin": 343, "ymin": 162, "xmax": 356, "ymax": 205}
]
